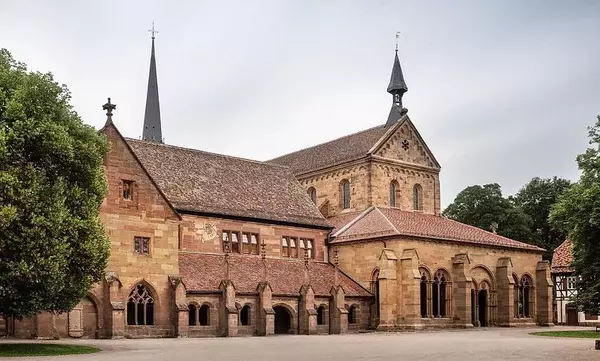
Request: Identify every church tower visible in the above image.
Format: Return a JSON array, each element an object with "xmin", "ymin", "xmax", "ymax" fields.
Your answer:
[
  {"xmin": 142, "ymin": 23, "xmax": 163, "ymax": 143},
  {"xmin": 385, "ymin": 38, "xmax": 408, "ymax": 127}
]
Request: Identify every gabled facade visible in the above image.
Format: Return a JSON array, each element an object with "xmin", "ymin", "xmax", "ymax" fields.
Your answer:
[
  {"xmin": 551, "ymin": 239, "xmax": 600, "ymax": 326},
  {"xmin": 271, "ymin": 48, "xmax": 554, "ymax": 330}
]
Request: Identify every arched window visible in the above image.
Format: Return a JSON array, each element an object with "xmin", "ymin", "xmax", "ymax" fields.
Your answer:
[
  {"xmin": 317, "ymin": 305, "xmax": 326, "ymax": 325},
  {"xmin": 199, "ymin": 304, "xmax": 210, "ymax": 326},
  {"xmin": 413, "ymin": 184, "xmax": 423, "ymax": 211},
  {"xmin": 340, "ymin": 179, "xmax": 351, "ymax": 209},
  {"xmin": 432, "ymin": 271, "xmax": 448, "ymax": 318},
  {"xmin": 307, "ymin": 187, "xmax": 317, "ymax": 204},
  {"xmin": 240, "ymin": 305, "xmax": 251, "ymax": 326},
  {"xmin": 513, "ymin": 274, "xmax": 519, "ymax": 318},
  {"xmin": 348, "ymin": 305, "xmax": 357, "ymax": 324},
  {"xmin": 371, "ymin": 269, "xmax": 380, "ymax": 320},
  {"xmin": 127, "ymin": 284, "xmax": 154, "ymax": 326},
  {"xmin": 419, "ymin": 269, "xmax": 430, "ymax": 318},
  {"xmin": 390, "ymin": 180, "xmax": 399, "ymax": 207},
  {"xmin": 521, "ymin": 275, "xmax": 532, "ymax": 318},
  {"xmin": 188, "ymin": 304, "xmax": 197, "ymax": 326}
]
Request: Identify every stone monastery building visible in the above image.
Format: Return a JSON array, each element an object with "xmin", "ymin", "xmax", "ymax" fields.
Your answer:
[{"xmin": 3, "ymin": 34, "xmax": 553, "ymax": 339}]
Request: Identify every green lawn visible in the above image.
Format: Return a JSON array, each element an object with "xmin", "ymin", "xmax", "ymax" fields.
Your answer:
[
  {"xmin": 530, "ymin": 330, "xmax": 600, "ymax": 339},
  {"xmin": 0, "ymin": 343, "xmax": 101, "ymax": 357}
]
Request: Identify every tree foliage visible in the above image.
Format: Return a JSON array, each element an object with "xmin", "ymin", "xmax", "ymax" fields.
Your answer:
[
  {"xmin": 550, "ymin": 115, "xmax": 600, "ymax": 313},
  {"xmin": 513, "ymin": 176, "xmax": 571, "ymax": 251},
  {"xmin": 0, "ymin": 49, "xmax": 110, "ymax": 318},
  {"xmin": 443, "ymin": 183, "xmax": 534, "ymax": 243}
]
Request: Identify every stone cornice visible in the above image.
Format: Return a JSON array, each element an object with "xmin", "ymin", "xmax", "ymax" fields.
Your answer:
[{"xmin": 371, "ymin": 155, "xmax": 441, "ymax": 173}]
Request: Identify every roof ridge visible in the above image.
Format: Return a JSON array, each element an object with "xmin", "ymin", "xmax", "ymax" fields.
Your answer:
[
  {"xmin": 125, "ymin": 138, "xmax": 291, "ymax": 170},
  {"xmin": 268, "ymin": 124, "xmax": 386, "ymax": 162},
  {"xmin": 374, "ymin": 207, "xmax": 544, "ymax": 251},
  {"xmin": 332, "ymin": 206, "xmax": 376, "ymax": 237},
  {"xmin": 374, "ymin": 206, "xmax": 401, "ymax": 234}
]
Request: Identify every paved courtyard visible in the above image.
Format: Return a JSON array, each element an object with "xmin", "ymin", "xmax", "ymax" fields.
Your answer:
[{"xmin": 2, "ymin": 327, "xmax": 599, "ymax": 361}]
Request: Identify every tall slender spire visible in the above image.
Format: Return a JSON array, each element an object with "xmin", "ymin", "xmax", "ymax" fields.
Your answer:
[
  {"xmin": 142, "ymin": 22, "xmax": 163, "ymax": 143},
  {"xmin": 385, "ymin": 32, "xmax": 408, "ymax": 127}
]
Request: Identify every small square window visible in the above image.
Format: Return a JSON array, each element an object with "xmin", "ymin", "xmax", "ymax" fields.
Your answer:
[
  {"xmin": 134, "ymin": 236, "xmax": 150, "ymax": 255},
  {"xmin": 122, "ymin": 180, "xmax": 134, "ymax": 200}
]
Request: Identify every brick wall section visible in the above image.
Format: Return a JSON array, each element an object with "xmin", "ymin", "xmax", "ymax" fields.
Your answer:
[{"xmin": 180, "ymin": 214, "xmax": 328, "ymax": 261}]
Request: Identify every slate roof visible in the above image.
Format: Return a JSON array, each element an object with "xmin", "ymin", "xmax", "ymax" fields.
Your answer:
[
  {"xmin": 551, "ymin": 239, "xmax": 574, "ymax": 274},
  {"xmin": 179, "ymin": 253, "xmax": 372, "ymax": 297},
  {"xmin": 126, "ymin": 139, "xmax": 330, "ymax": 228},
  {"xmin": 330, "ymin": 206, "xmax": 545, "ymax": 252},
  {"xmin": 268, "ymin": 124, "xmax": 390, "ymax": 175}
]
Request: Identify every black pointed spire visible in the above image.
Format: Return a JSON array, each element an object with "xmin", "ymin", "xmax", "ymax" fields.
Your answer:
[
  {"xmin": 385, "ymin": 35, "xmax": 408, "ymax": 127},
  {"xmin": 142, "ymin": 23, "xmax": 163, "ymax": 143}
]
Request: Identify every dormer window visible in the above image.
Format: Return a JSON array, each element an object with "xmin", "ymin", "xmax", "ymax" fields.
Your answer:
[{"xmin": 394, "ymin": 93, "xmax": 401, "ymax": 106}]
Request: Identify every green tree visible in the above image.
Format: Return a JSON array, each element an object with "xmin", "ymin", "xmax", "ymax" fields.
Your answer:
[
  {"xmin": 0, "ymin": 49, "xmax": 110, "ymax": 318},
  {"xmin": 443, "ymin": 183, "xmax": 534, "ymax": 243},
  {"xmin": 513, "ymin": 176, "xmax": 572, "ymax": 252},
  {"xmin": 550, "ymin": 116, "xmax": 600, "ymax": 313}
]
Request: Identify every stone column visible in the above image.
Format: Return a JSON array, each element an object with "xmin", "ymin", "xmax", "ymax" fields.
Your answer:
[
  {"xmin": 299, "ymin": 285, "xmax": 317, "ymax": 335},
  {"xmin": 400, "ymin": 249, "xmax": 422, "ymax": 329},
  {"xmin": 451, "ymin": 253, "xmax": 473, "ymax": 328},
  {"xmin": 329, "ymin": 285, "xmax": 348, "ymax": 334},
  {"xmin": 496, "ymin": 257, "xmax": 515, "ymax": 327},
  {"xmin": 169, "ymin": 275, "xmax": 188, "ymax": 338},
  {"xmin": 104, "ymin": 272, "xmax": 125, "ymax": 339},
  {"xmin": 219, "ymin": 280, "xmax": 238, "ymax": 337},
  {"xmin": 256, "ymin": 282, "xmax": 274, "ymax": 336},
  {"xmin": 536, "ymin": 261, "xmax": 554, "ymax": 326},
  {"xmin": 377, "ymin": 249, "xmax": 398, "ymax": 330}
]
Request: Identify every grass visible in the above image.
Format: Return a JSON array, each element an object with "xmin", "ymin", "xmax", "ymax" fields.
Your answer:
[
  {"xmin": 0, "ymin": 343, "xmax": 101, "ymax": 357},
  {"xmin": 530, "ymin": 330, "xmax": 600, "ymax": 339}
]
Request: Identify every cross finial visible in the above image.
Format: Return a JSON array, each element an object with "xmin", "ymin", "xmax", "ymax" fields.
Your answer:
[
  {"xmin": 102, "ymin": 97, "xmax": 116, "ymax": 124},
  {"xmin": 148, "ymin": 21, "xmax": 158, "ymax": 40},
  {"xmin": 395, "ymin": 31, "xmax": 400, "ymax": 52}
]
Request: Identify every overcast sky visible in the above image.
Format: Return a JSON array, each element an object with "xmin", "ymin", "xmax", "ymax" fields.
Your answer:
[{"xmin": 1, "ymin": 1, "xmax": 599, "ymax": 208}]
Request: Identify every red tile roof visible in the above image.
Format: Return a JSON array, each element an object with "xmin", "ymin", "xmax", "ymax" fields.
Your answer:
[
  {"xmin": 126, "ymin": 139, "xmax": 330, "ymax": 229},
  {"xmin": 551, "ymin": 239, "xmax": 574, "ymax": 274},
  {"xmin": 268, "ymin": 125, "xmax": 389, "ymax": 175},
  {"xmin": 330, "ymin": 207, "xmax": 544, "ymax": 252},
  {"xmin": 179, "ymin": 253, "xmax": 371, "ymax": 297}
]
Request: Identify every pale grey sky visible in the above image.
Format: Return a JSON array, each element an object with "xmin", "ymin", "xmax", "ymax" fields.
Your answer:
[{"xmin": 1, "ymin": 1, "xmax": 599, "ymax": 208}]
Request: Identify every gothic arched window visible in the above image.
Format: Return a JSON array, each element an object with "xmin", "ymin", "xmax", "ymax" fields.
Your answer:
[
  {"xmin": 432, "ymin": 271, "xmax": 449, "ymax": 318},
  {"xmin": 419, "ymin": 269, "xmax": 430, "ymax": 318},
  {"xmin": 390, "ymin": 180, "xmax": 399, "ymax": 207},
  {"xmin": 127, "ymin": 284, "xmax": 154, "ymax": 326},
  {"xmin": 413, "ymin": 184, "xmax": 423, "ymax": 211},
  {"xmin": 513, "ymin": 274, "xmax": 519, "ymax": 318},
  {"xmin": 521, "ymin": 275, "xmax": 533, "ymax": 318},
  {"xmin": 340, "ymin": 179, "xmax": 351, "ymax": 209},
  {"xmin": 307, "ymin": 187, "xmax": 317, "ymax": 204}
]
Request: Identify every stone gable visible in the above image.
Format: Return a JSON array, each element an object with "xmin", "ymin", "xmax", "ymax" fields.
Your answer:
[{"xmin": 373, "ymin": 119, "xmax": 439, "ymax": 170}]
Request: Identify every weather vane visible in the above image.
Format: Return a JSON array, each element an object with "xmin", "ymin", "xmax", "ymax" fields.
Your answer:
[
  {"xmin": 395, "ymin": 31, "xmax": 400, "ymax": 51},
  {"xmin": 148, "ymin": 21, "xmax": 158, "ymax": 39}
]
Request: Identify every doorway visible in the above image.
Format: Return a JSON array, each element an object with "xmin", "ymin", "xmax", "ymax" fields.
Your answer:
[
  {"xmin": 566, "ymin": 303, "xmax": 579, "ymax": 326},
  {"xmin": 478, "ymin": 289, "xmax": 488, "ymax": 327},
  {"xmin": 273, "ymin": 306, "xmax": 292, "ymax": 334}
]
